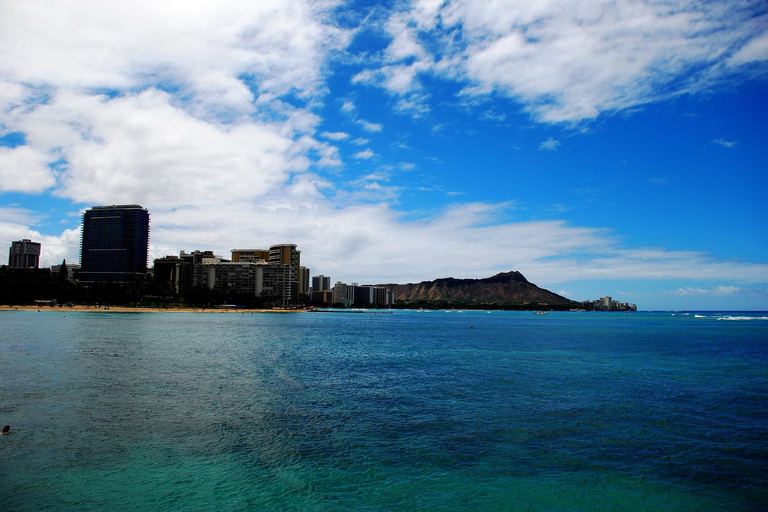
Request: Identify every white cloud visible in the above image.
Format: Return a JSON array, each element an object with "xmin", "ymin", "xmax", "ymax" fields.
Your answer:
[
  {"xmin": 20, "ymin": 89, "xmax": 302, "ymax": 206},
  {"xmin": 351, "ymin": 137, "xmax": 369, "ymax": 145},
  {"xmin": 353, "ymin": 149, "xmax": 375, "ymax": 160},
  {"xmin": 0, "ymin": 82, "xmax": 31, "ymax": 113},
  {"xmin": 0, "ymin": 1, "xmax": 348, "ymax": 213},
  {"xmin": 729, "ymin": 30, "xmax": 768, "ymax": 66},
  {"xmin": 0, "ymin": 146, "xmax": 57, "ymax": 193},
  {"xmin": 0, "ymin": 0, "xmax": 349, "ymax": 114},
  {"xmin": 356, "ymin": 0, "xmax": 768, "ymax": 123},
  {"xmin": 3, "ymin": 185, "xmax": 767, "ymax": 288},
  {"xmin": 0, "ymin": 206, "xmax": 46, "ymax": 227},
  {"xmin": 340, "ymin": 100, "xmax": 356, "ymax": 114},
  {"xmin": 357, "ymin": 119, "xmax": 383, "ymax": 132},
  {"xmin": 539, "ymin": 138, "xmax": 561, "ymax": 151},
  {"xmin": 711, "ymin": 138, "xmax": 739, "ymax": 148},
  {"xmin": 662, "ymin": 286, "xmax": 763, "ymax": 297},
  {"xmin": 320, "ymin": 131, "xmax": 350, "ymax": 140}
]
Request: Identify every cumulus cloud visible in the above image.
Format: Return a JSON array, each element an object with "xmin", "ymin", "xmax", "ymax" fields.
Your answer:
[
  {"xmin": 0, "ymin": 0, "xmax": 348, "ymax": 232},
  {"xmin": 0, "ymin": 0, "xmax": 348, "ymax": 111},
  {"xmin": 18, "ymin": 89, "xmax": 304, "ymax": 206},
  {"xmin": 0, "ymin": 146, "xmax": 57, "ymax": 192}
]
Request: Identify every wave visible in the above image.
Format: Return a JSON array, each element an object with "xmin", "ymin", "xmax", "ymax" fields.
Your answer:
[
  {"xmin": 694, "ymin": 314, "xmax": 707, "ymax": 318},
  {"xmin": 717, "ymin": 316, "xmax": 768, "ymax": 321}
]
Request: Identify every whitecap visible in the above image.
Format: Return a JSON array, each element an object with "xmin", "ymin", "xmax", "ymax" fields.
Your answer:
[{"xmin": 717, "ymin": 316, "xmax": 768, "ymax": 321}]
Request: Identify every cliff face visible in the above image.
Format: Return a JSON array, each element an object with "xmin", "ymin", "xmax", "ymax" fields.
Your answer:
[{"xmin": 384, "ymin": 271, "xmax": 574, "ymax": 306}]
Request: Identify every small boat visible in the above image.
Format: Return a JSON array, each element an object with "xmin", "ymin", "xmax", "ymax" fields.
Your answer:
[{"xmin": 533, "ymin": 311, "xmax": 548, "ymax": 315}]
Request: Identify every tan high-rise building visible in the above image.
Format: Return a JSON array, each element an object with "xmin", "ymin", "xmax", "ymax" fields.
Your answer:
[
  {"xmin": 266, "ymin": 244, "xmax": 300, "ymax": 306},
  {"xmin": 231, "ymin": 249, "xmax": 270, "ymax": 263}
]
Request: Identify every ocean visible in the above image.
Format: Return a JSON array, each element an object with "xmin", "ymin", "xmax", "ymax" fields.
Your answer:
[{"xmin": 1, "ymin": 310, "xmax": 766, "ymax": 511}]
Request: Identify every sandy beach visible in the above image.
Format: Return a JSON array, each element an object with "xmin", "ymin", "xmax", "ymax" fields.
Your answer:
[{"xmin": 0, "ymin": 305, "xmax": 304, "ymax": 314}]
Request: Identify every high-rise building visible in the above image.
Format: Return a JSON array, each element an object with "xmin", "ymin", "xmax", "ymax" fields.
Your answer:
[
  {"xmin": 373, "ymin": 286, "xmax": 394, "ymax": 306},
  {"xmin": 8, "ymin": 239, "xmax": 41, "ymax": 268},
  {"xmin": 266, "ymin": 244, "xmax": 300, "ymax": 306},
  {"xmin": 180, "ymin": 250, "xmax": 221, "ymax": 266},
  {"xmin": 332, "ymin": 281, "xmax": 347, "ymax": 305},
  {"xmin": 79, "ymin": 204, "xmax": 150, "ymax": 282},
  {"xmin": 193, "ymin": 261, "xmax": 266, "ymax": 296},
  {"xmin": 347, "ymin": 283, "xmax": 373, "ymax": 305},
  {"xmin": 231, "ymin": 249, "xmax": 270, "ymax": 263},
  {"xmin": 312, "ymin": 275, "xmax": 331, "ymax": 293},
  {"xmin": 299, "ymin": 266, "xmax": 310, "ymax": 295}
]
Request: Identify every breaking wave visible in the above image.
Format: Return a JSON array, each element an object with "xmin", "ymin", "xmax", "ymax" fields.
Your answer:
[{"xmin": 717, "ymin": 315, "xmax": 768, "ymax": 321}]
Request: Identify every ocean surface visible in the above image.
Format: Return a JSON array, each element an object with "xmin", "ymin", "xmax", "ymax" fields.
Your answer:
[{"xmin": 1, "ymin": 309, "xmax": 766, "ymax": 511}]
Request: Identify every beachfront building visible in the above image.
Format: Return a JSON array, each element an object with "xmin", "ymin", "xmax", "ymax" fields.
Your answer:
[
  {"xmin": 373, "ymin": 286, "xmax": 394, "ymax": 306},
  {"xmin": 79, "ymin": 205, "xmax": 150, "ymax": 283},
  {"xmin": 338, "ymin": 283, "xmax": 394, "ymax": 306},
  {"xmin": 180, "ymin": 250, "xmax": 222, "ymax": 266},
  {"xmin": 332, "ymin": 281, "xmax": 347, "ymax": 305},
  {"xmin": 312, "ymin": 275, "xmax": 331, "ymax": 295},
  {"xmin": 154, "ymin": 256, "xmax": 193, "ymax": 293},
  {"xmin": 155, "ymin": 245, "xmax": 301, "ymax": 306},
  {"xmin": 312, "ymin": 290, "xmax": 333, "ymax": 306},
  {"xmin": 266, "ymin": 244, "xmax": 300, "ymax": 306},
  {"xmin": 8, "ymin": 239, "xmax": 41, "ymax": 268},
  {"xmin": 193, "ymin": 261, "xmax": 267, "ymax": 296},
  {"xmin": 299, "ymin": 266, "xmax": 310, "ymax": 295},
  {"xmin": 154, "ymin": 250, "xmax": 223, "ymax": 293},
  {"xmin": 231, "ymin": 249, "xmax": 269, "ymax": 263},
  {"xmin": 583, "ymin": 296, "xmax": 637, "ymax": 311}
]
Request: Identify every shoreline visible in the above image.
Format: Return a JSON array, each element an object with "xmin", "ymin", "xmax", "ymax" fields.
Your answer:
[{"xmin": 0, "ymin": 305, "xmax": 303, "ymax": 314}]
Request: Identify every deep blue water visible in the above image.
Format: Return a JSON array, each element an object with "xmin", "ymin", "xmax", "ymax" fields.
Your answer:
[{"xmin": 1, "ymin": 310, "xmax": 767, "ymax": 511}]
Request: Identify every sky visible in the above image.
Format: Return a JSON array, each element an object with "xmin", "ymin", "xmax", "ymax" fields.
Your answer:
[{"xmin": 1, "ymin": 0, "xmax": 767, "ymax": 310}]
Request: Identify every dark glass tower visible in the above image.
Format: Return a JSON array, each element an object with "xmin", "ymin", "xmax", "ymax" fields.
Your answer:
[{"xmin": 79, "ymin": 205, "xmax": 150, "ymax": 282}]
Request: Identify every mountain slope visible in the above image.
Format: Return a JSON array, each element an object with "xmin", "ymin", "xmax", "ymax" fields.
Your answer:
[{"xmin": 384, "ymin": 271, "xmax": 574, "ymax": 306}]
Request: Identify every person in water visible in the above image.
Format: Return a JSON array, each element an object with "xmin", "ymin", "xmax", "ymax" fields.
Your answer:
[{"xmin": 1, "ymin": 425, "xmax": 9, "ymax": 435}]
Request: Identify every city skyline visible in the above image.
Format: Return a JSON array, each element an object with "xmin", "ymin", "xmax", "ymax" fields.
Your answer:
[{"xmin": 0, "ymin": 1, "xmax": 766, "ymax": 310}]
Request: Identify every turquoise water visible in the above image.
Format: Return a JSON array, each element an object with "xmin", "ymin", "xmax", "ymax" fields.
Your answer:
[{"xmin": 1, "ymin": 310, "xmax": 766, "ymax": 511}]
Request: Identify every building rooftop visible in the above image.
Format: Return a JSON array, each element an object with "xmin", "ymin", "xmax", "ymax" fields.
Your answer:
[{"xmin": 90, "ymin": 204, "xmax": 146, "ymax": 210}]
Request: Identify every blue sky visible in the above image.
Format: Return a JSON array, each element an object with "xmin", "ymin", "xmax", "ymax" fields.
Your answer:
[{"xmin": 1, "ymin": 0, "xmax": 767, "ymax": 310}]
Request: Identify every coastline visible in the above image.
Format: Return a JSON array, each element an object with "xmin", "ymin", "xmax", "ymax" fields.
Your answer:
[{"xmin": 0, "ymin": 305, "xmax": 303, "ymax": 314}]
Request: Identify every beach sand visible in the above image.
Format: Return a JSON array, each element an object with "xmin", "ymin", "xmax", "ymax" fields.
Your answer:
[{"xmin": 0, "ymin": 305, "xmax": 303, "ymax": 314}]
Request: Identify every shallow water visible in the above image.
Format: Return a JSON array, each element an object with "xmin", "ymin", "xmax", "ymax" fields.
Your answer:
[{"xmin": 1, "ymin": 310, "xmax": 766, "ymax": 510}]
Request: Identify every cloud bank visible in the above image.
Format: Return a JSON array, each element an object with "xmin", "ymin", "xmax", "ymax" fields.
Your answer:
[{"xmin": 356, "ymin": 0, "xmax": 768, "ymax": 123}]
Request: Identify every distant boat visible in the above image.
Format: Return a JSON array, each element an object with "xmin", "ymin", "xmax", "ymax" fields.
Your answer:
[{"xmin": 534, "ymin": 311, "xmax": 548, "ymax": 315}]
